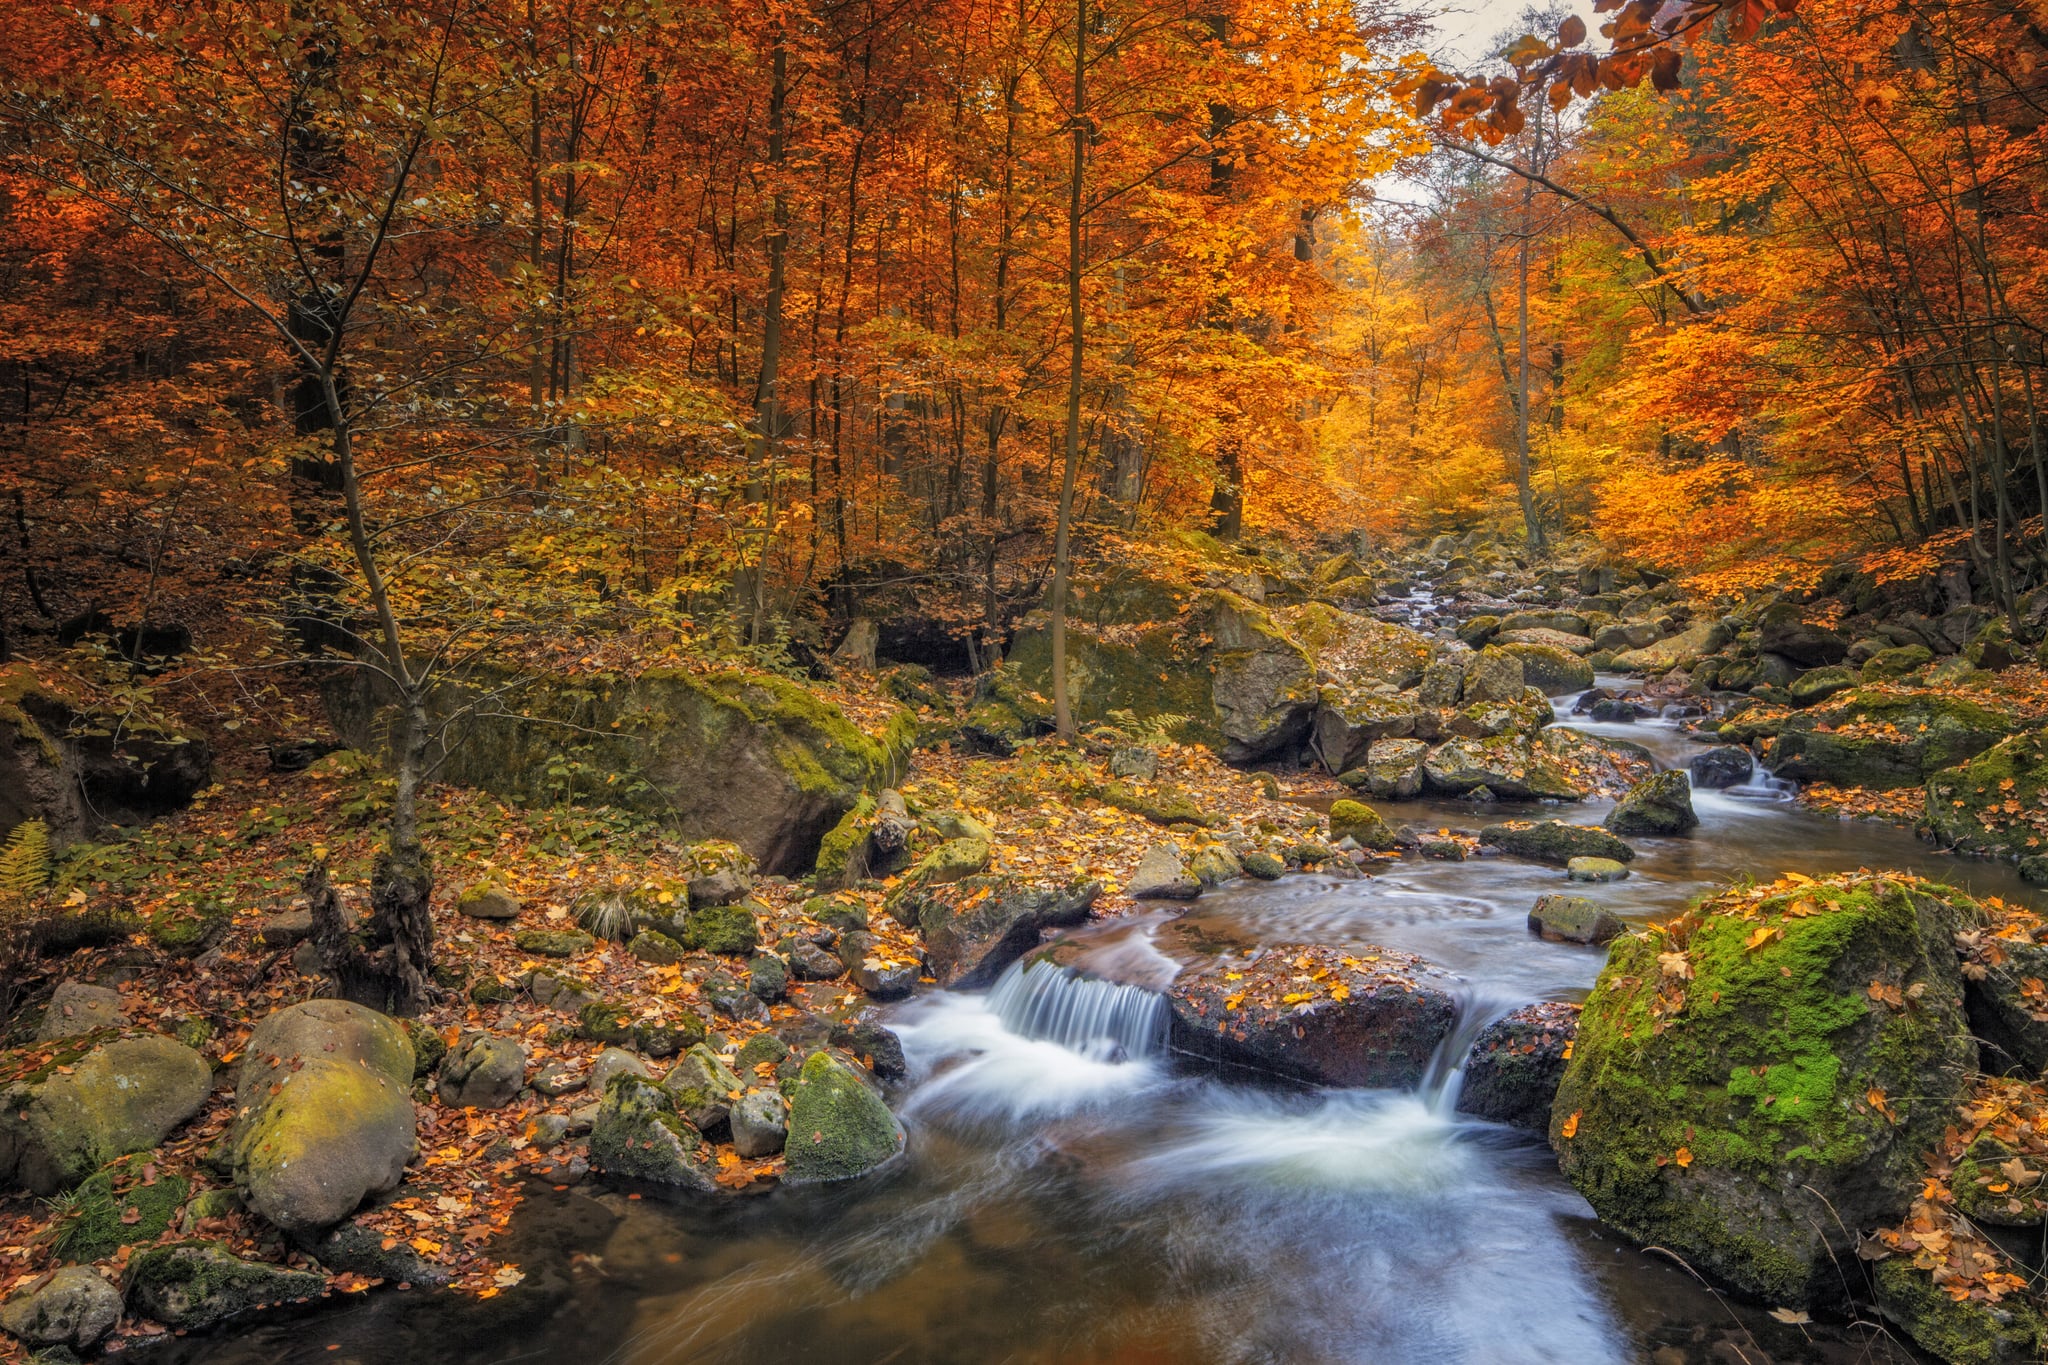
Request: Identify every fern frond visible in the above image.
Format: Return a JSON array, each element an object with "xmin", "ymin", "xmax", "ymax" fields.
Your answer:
[{"xmin": 0, "ymin": 821, "xmax": 52, "ymax": 900}]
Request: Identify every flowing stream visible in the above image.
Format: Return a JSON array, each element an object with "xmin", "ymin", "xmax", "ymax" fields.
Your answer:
[{"xmin": 138, "ymin": 691, "xmax": 2043, "ymax": 1365}]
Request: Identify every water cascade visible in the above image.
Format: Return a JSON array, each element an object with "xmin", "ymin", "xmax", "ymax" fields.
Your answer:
[{"xmin": 986, "ymin": 959, "xmax": 1169, "ymax": 1061}]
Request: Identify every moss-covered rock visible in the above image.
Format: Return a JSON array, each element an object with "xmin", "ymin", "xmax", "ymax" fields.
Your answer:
[
  {"xmin": 1604, "ymin": 770, "xmax": 1699, "ymax": 837},
  {"xmin": 1527, "ymin": 894, "xmax": 1622, "ymax": 945},
  {"xmin": 1925, "ymin": 731, "xmax": 2048, "ymax": 862},
  {"xmin": 325, "ymin": 664, "xmax": 914, "ymax": 875},
  {"xmin": 1349, "ymin": 736, "xmax": 1427, "ymax": 799},
  {"xmin": 1423, "ymin": 735, "xmax": 1584, "ymax": 800},
  {"xmin": 1456, "ymin": 1002, "xmax": 1578, "ymax": 1130},
  {"xmin": 588, "ymin": 1074, "xmax": 714, "ymax": 1190},
  {"xmin": 1496, "ymin": 642, "xmax": 1595, "ymax": 696},
  {"xmin": 0, "ymin": 1264, "xmax": 121, "ymax": 1348},
  {"xmin": 626, "ymin": 930, "xmax": 687, "ymax": 965},
  {"xmin": 784, "ymin": 1051, "xmax": 904, "ymax": 1183},
  {"xmin": 1566, "ymin": 856, "xmax": 1630, "ymax": 882},
  {"xmin": 147, "ymin": 901, "xmax": 230, "ymax": 958},
  {"xmin": 662, "ymin": 1044, "xmax": 745, "ymax": 1132},
  {"xmin": 1186, "ymin": 844, "xmax": 1243, "ymax": 886},
  {"xmin": 813, "ymin": 793, "xmax": 876, "ymax": 890},
  {"xmin": 1612, "ymin": 619, "xmax": 1732, "ymax": 674},
  {"xmin": 1240, "ymin": 850, "xmax": 1285, "ymax": 880},
  {"xmin": 678, "ymin": 900, "xmax": 760, "ymax": 957},
  {"xmin": 0, "ymin": 1033, "xmax": 212, "ymax": 1194},
  {"xmin": 1551, "ymin": 877, "xmax": 1977, "ymax": 1305},
  {"xmin": 805, "ymin": 893, "xmax": 869, "ymax": 936},
  {"xmin": 1786, "ymin": 665, "xmax": 1858, "ymax": 706},
  {"xmin": 1327, "ymin": 799, "xmax": 1398, "ymax": 851},
  {"xmin": 1100, "ymin": 781, "xmax": 1220, "ymax": 829},
  {"xmin": 125, "ymin": 1239, "xmax": 326, "ymax": 1329},
  {"xmin": 1767, "ymin": 689, "xmax": 2019, "ymax": 790},
  {"xmin": 1863, "ymin": 645, "xmax": 1934, "ymax": 681},
  {"xmin": 904, "ymin": 875, "xmax": 1100, "ymax": 989},
  {"xmin": 1479, "ymin": 820, "xmax": 1634, "ymax": 866},
  {"xmin": 454, "ymin": 883, "xmax": 521, "ymax": 920},
  {"xmin": 514, "ymin": 928, "xmax": 595, "ymax": 958},
  {"xmin": 1872, "ymin": 1256, "xmax": 2044, "ymax": 1365},
  {"xmin": 228, "ymin": 1001, "xmax": 416, "ymax": 1235}
]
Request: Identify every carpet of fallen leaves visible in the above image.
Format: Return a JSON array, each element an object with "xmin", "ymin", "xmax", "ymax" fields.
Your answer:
[{"xmin": 1796, "ymin": 783, "xmax": 1927, "ymax": 823}]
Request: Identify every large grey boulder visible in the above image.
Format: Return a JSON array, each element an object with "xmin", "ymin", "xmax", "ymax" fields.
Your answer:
[
  {"xmin": 1352, "ymin": 736, "xmax": 1427, "ymax": 799},
  {"xmin": 731, "ymin": 1088, "xmax": 789, "ymax": 1157},
  {"xmin": 1461, "ymin": 648, "xmax": 1526, "ymax": 704},
  {"xmin": 0, "ymin": 1265, "xmax": 122, "ymax": 1348},
  {"xmin": 228, "ymin": 1001, "xmax": 416, "ymax": 1235},
  {"xmin": 0, "ymin": 1034, "xmax": 212, "ymax": 1194},
  {"xmin": 663, "ymin": 1044, "xmax": 744, "ymax": 1133},
  {"xmin": 1612, "ymin": 619, "xmax": 1732, "ymax": 673},
  {"xmin": 1758, "ymin": 603, "xmax": 1849, "ymax": 666}
]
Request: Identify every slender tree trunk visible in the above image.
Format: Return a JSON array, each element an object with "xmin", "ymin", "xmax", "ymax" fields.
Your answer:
[
  {"xmin": 1050, "ymin": 0, "xmax": 1086, "ymax": 740},
  {"xmin": 749, "ymin": 29, "xmax": 790, "ymax": 643},
  {"xmin": 1514, "ymin": 119, "xmax": 1546, "ymax": 553}
]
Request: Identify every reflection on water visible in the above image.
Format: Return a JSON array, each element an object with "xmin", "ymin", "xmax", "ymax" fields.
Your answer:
[{"xmin": 132, "ymin": 684, "xmax": 1988, "ymax": 1365}]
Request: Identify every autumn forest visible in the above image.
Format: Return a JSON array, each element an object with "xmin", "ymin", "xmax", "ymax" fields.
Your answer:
[{"xmin": 4, "ymin": 2, "xmax": 2048, "ymax": 1362}]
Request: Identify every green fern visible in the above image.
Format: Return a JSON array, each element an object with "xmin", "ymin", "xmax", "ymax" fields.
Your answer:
[{"xmin": 0, "ymin": 821, "xmax": 52, "ymax": 901}]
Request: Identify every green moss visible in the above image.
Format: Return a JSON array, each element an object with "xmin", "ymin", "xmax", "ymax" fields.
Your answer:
[
  {"xmin": 1327, "ymin": 800, "xmax": 1398, "ymax": 851},
  {"xmin": 147, "ymin": 902, "xmax": 229, "ymax": 957},
  {"xmin": 1925, "ymin": 731, "xmax": 2048, "ymax": 859},
  {"xmin": 125, "ymin": 1240, "xmax": 328, "ymax": 1330},
  {"xmin": 679, "ymin": 901, "xmax": 760, "ymax": 956},
  {"xmin": 588, "ymin": 1075, "xmax": 711, "ymax": 1189},
  {"xmin": 626, "ymin": 930, "xmax": 687, "ymax": 965},
  {"xmin": 514, "ymin": 928, "xmax": 595, "ymax": 958},
  {"xmin": 805, "ymin": 893, "xmax": 869, "ymax": 935},
  {"xmin": 1874, "ymin": 1256, "xmax": 2045, "ymax": 1365},
  {"xmin": 576, "ymin": 999, "xmax": 638, "ymax": 1047},
  {"xmin": 469, "ymin": 977, "xmax": 514, "ymax": 1005},
  {"xmin": 814, "ymin": 794, "xmax": 876, "ymax": 888},
  {"xmin": 403, "ymin": 1020, "xmax": 446, "ymax": 1078},
  {"xmin": 1241, "ymin": 850, "xmax": 1285, "ymax": 880},
  {"xmin": 52, "ymin": 1156, "xmax": 189, "ymax": 1262},
  {"xmin": 784, "ymin": 1051, "xmax": 904, "ymax": 1183},
  {"xmin": 1552, "ymin": 879, "xmax": 1975, "ymax": 1303}
]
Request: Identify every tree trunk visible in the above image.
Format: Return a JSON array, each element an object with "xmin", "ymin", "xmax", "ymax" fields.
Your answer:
[
  {"xmin": 749, "ymin": 29, "xmax": 790, "ymax": 643},
  {"xmin": 1050, "ymin": 0, "xmax": 1087, "ymax": 741}
]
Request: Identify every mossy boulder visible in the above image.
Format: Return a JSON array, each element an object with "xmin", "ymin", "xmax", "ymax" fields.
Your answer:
[
  {"xmin": 1310, "ymin": 688, "xmax": 1420, "ymax": 774},
  {"xmin": 1604, "ymin": 769, "xmax": 1699, "ymax": 837},
  {"xmin": 1786, "ymin": 665, "xmax": 1858, "ymax": 706},
  {"xmin": 784, "ymin": 1051, "xmax": 904, "ymax": 1183},
  {"xmin": 324, "ymin": 664, "xmax": 914, "ymax": 875},
  {"xmin": 228, "ymin": 1001, "xmax": 416, "ymax": 1235},
  {"xmin": 1186, "ymin": 844, "xmax": 1242, "ymax": 886},
  {"xmin": 1479, "ymin": 821, "xmax": 1634, "ymax": 867},
  {"xmin": 125, "ymin": 1240, "xmax": 326, "ymax": 1330},
  {"xmin": 662, "ymin": 1043, "xmax": 745, "ymax": 1132},
  {"xmin": 514, "ymin": 928, "xmax": 595, "ymax": 958},
  {"xmin": 813, "ymin": 793, "xmax": 877, "ymax": 890},
  {"xmin": 678, "ymin": 901, "xmax": 760, "ymax": 957},
  {"xmin": 892, "ymin": 836, "xmax": 991, "ymax": 895},
  {"xmin": 1100, "ymin": 781, "xmax": 1220, "ymax": 829},
  {"xmin": 0, "ymin": 1033, "xmax": 212, "ymax": 1194},
  {"xmin": 626, "ymin": 930, "xmax": 687, "ymax": 965},
  {"xmin": 147, "ymin": 902, "xmax": 231, "ymax": 958},
  {"xmin": 1241, "ymin": 850, "xmax": 1285, "ymax": 880},
  {"xmin": 1496, "ymin": 642, "xmax": 1595, "ymax": 696},
  {"xmin": 1349, "ymin": 736, "xmax": 1427, "ymax": 799},
  {"xmin": 1551, "ymin": 877, "xmax": 1977, "ymax": 1306},
  {"xmin": 1612, "ymin": 619, "xmax": 1732, "ymax": 674},
  {"xmin": 0, "ymin": 660, "xmax": 213, "ymax": 852},
  {"xmin": 455, "ymin": 883, "xmax": 520, "ymax": 920},
  {"xmin": 904, "ymin": 875, "xmax": 1100, "ymax": 989},
  {"xmin": 589, "ymin": 1074, "xmax": 714, "ymax": 1190},
  {"xmin": 1528, "ymin": 894, "xmax": 1623, "ymax": 945},
  {"xmin": 1423, "ymin": 735, "xmax": 1584, "ymax": 800},
  {"xmin": 1864, "ymin": 645, "xmax": 1934, "ymax": 681},
  {"xmin": 1872, "ymin": 1256, "xmax": 2044, "ymax": 1365},
  {"xmin": 1924, "ymin": 731, "xmax": 2048, "ymax": 862},
  {"xmin": 1462, "ymin": 648, "xmax": 1526, "ymax": 704},
  {"xmin": 1767, "ymin": 689, "xmax": 2018, "ymax": 789},
  {"xmin": 1956, "ymin": 934, "xmax": 2048, "ymax": 1074},
  {"xmin": 1327, "ymin": 799, "xmax": 1398, "ymax": 851}
]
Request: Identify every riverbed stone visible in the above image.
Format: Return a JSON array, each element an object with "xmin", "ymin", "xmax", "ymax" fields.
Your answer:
[
  {"xmin": 1326, "ymin": 800, "xmax": 1398, "ymax": 852},
  {"xmin": 679, "ymin": 901, "xmax": 760, "ymax": 957},
  {"xmin": 1479, "ymin": 820, "xmax": 1634, "ymax": 867},
  {"xmin": 1604, "ymin": 770, "xmax": 1699, "ymax": 836},
  {"xmin": 1550, "ymin": 876, "xmax": 1977, "ymax": 1306},
  {"xmin": 1758, "ymin": 604, "xmax": 1848, "ymax": 666},
  {"xmin": 0, "ymin": 1265, "xmax": 121, "ymax": 1348},
  {"xmin": 731, "ymin": 1088, "xmax": 788, "ymax": 1157},
  {"xmin": 784, "ymin": 1051, "xmax": 904, "ymax": 1183},
  {"xmin": 589, "ymin": 1075, "xmax": 715, "ymax": 1191},
  {"xmin": 1456, "ymin": 1002, "xmax": 1579, "ymax": 1130},
  {"xmin": 664, "ymin": 1044, "xmax": 745, "ymax": 1133},
  {"xmin": 1354, "ymin": 737, "xmax": 1427, "ymax": 799},
  {"xmin": 1566, "ymin": 856, "xmax": 1629, "ymax": 882},
  {"xmin": 1240, "ymin": 850, "xmax": 1286, "ymax": 880},
  {"xmin": 1423, "ymin": 734, "xmax": 1583, "ymax": 800},
  {"xmin": 0, "ymin": 1033, "xmax": 213, "ymax": 1194},
  {"xmin": 1688, "ymin": 747, "xmax": 1753, "ymax": 790},
  {"xmin": 36, "ymin": 982, "xmax": 125, "ymax": 1041},
  {"xmin": 1765, "ymin": 689, "xmax": 2018, "ymax": 789},
  {"xmin": 1129, "ymin": 844, "xmax": 1202, "ymax": 901},
  {"xmin": 1873, "ymin": 1257, "xmax": 2045, "ymax": 1365},
  {"xmin": 1528, "ymin": 894, "xmax": 1623, "ymax": 945},
  {"xmin": 1787, "ymin": 665, "xmax": 1858, "ymax": 706},
  {"xmin": 1959, "ymin": 936, "xmax": 2048, "ymax": 1075},
  {"xmin": 1166, "ymin": 942, "xmax": 1458, "ymax": 1089},
  {"xmin": 1925, "ymin": 731, "xmax": 2048, "ymax": 864},
  {"xmin": 1461, "ymin": 647, "xmax": 1525, "ymax": 704},
  {"xmin": 1612, "ymin": 619, "xmax": 1732, "ymax": 673},
  {"xmin": 229, "ymin": 1000, "xmax": 416, "ymax": 1235},
  {"xmin": 1496, "ymin": 642, "xmax": 1595, "ymax": 696},
  {"xmin": 903, "ymin": 874, "xmax": 1100, "ymax": 990},
  {"xmin": 125, "ymin": 1240, "xmax": 327, "ymax": 1330},
  {"xmin": 438, "ymin": 1032, "xmax": 525, "ymax": 1109}
]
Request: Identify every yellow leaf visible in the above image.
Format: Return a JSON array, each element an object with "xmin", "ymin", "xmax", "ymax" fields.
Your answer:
[
  {"xmin": 1561, "ymin": 1110, "xmax": 1581, "ymax": 1139},
  {"xmin": 1744, "ymin": 925, "xmax": 1781, "ymax": 951},
  {"xmin": 1674, "ymin": 1146, "xmax": 1693, "ymax": 1168}
]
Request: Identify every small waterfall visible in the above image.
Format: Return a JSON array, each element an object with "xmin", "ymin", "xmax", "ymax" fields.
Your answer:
[
  {"xmin": 988, "ymin": 960, "xmax": 1168, "ymax": 1063},
  {"xmin": 1419, "ymin": 991, "xmax": 1518, "ymax": 1116}
]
